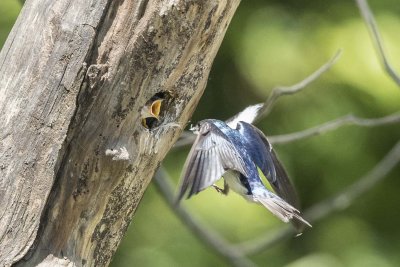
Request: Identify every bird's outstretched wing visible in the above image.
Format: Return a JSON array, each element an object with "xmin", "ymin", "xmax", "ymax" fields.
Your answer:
[
  {"xmin": 246, "ymin": 123, "xmax": 311, "ymax": 230},
  {"xmin": 238, "ymin": 122, "xmax": 300, "ymax": 209},
  {"xmin": 236, "ymin": 122, "xmax": 277, "ymax": 183},
  {"xmin": 176, "ymin": 121, "xmax": 249, "ymax": 201}
]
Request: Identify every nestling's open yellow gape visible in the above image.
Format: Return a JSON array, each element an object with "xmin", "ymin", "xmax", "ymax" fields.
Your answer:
[
  {"xmin": 141, "ymin": 98, "xmax": 163, "ymax": 129},
  {"xmin": 141, "ymin": 90, "xmax": 176, "ymax": 129}
]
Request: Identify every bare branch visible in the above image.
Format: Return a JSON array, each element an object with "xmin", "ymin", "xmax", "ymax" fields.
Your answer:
[
  {"xmin": 355, "ymin": 0, "xmax": 400, "ymax": 87},
  {"xmin": 269, "ymin": 112, "xmax": 400, "ymax": 144},
  {"xmin": 235, "ymin": 140, "xmax": 400, "ymax": 255},
  {"xmin": 174, "ymin": 111, "xmax": 400, "ymax": 148},
  {"xmin": 173, "ymin": 131, "xmax": 196, "ymax": 149},
  {"xmin": 256, "ymin": 50, "xmax": 342, "ymax": 121},
  {"xmin": 305, "ymin": 141, "xmax": 400, "ymax": 222},
  {"xmin": 173, "ymin": 51, "xmax": 342, "ymax": 149},
  {"xmin": 153, "ymin": 168, "xmax": 256, "ymax": 267}
]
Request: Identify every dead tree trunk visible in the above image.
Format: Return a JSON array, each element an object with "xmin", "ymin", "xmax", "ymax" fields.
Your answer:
[{"xmin": 0, "ymin": 0, "xmax": 240, "ymax": 266}]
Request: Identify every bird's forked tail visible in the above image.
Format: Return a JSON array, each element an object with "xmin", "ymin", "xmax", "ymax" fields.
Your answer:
[{"xmin": 253, "ymin": 192, "xmax": 311, "ymax": 228}]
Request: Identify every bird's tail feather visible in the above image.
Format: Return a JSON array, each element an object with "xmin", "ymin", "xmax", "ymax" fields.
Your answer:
[{"xmin": 254, "ymin": 195, "xmax": 311, "ymax": 228}]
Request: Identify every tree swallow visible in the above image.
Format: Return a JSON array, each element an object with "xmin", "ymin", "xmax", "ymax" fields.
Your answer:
[{"xmin": 177, "ymin": 105, "xmax": 311, "ymax": 228}]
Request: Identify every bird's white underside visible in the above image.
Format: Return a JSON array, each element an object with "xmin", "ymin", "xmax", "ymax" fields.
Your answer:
[{"xmin": 223, "ymin": 170, "xmax": 253, "ymax": 201}]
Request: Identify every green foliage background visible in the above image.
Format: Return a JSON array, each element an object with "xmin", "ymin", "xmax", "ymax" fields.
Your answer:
[{"xmin": 2, "ymin": 1, "xmax": 399, "ymax": 266}]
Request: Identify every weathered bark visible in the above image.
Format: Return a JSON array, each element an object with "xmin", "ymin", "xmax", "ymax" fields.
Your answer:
[{"xmin": 0, "ymin": 0, "xmax": 240, "ymax": 266}]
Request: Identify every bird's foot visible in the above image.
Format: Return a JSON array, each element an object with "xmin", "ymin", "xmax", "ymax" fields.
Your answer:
[
  {"xmin": 212, "ymin": 184, "xmax": 228, "ymax": 195},
  {"xmin": 212, "ymin": 184, "xmax": 223, "ymax": 193}
]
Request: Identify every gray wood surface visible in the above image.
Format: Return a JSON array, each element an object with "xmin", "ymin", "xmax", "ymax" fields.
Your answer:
[{"xmin": 0, "ymin": 0, "xmax": 240, "ymax": 266}]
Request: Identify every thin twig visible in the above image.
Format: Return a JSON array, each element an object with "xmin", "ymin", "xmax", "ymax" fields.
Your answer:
[
  {"xmin": 235, "ymin": 140, "xmax": 400, "ymax": 255},
  {"xmin": 355, "ymin": 0, "xmax": 400, "ymax": 87},
  {"xmin": 173, "ymin": 51, "xmax": 342, "ymax": 149},
  {"xmin": 153, "ymin": 167, "xmax": 256, "ymax": 267},
  {"xmin": 174, "ymin": 111, "xmax": 400, "ymax": 148},
  {"xmin": 256, "ymin": 50, "xmax": 342, "ymax": 121},
  {"xmin": 269, "ymin": 112, "xmax": 400, "ymax": 144},
  {"xmin": 173, "ymin": 131, "xmax": 195, "ymax": 149}
]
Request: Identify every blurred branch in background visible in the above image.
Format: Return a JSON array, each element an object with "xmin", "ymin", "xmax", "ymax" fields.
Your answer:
[
  {"xmin": 173, "ymin": 49, "xmax": 399, "ymax": 148},
  {"xmin": 173, "ymin": 131, "xmax": 195, "ymax": 149},
  {"xmin": 173, "ymin": 51, "xmax": 342, "ymax": 149},
  {"xmin": 355, "ymin": 0, "xmax": 400, "ymax": 87},
  {"xmin": 257, "ymin": 50, "xmax": 342, "ymax": 121},
  {"xmin": 176, "ymin": 107, "xmax": 400, "ymax": 148},
  {"xmin": 269, "ymin": 112, "xmax": 400, "ymax": 144}
]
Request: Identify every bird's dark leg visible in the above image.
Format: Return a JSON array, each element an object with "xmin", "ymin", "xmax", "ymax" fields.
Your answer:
[
  {"xmin": 212, "ymin": 184, "xmax": 224, "ymax": 193},
  {"xmin": 212, "ymin": 181, "xmax": 230, "ymax": 195}
]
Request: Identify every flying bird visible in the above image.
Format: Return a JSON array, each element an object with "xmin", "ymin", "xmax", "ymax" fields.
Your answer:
[{"xmin": 176, "ymin": 105, "xmax": 311, "ymax": 228}]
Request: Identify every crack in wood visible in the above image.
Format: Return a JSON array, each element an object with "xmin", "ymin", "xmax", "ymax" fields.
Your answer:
[{"xmin": 137, "ymin": 0, "xmax": 150, "ymax": 20}]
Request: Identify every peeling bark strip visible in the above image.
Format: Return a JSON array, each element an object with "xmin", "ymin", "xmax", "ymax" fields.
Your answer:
[{"xmin": 0, "ymin": 0, "xmax": 240, "ymax": 266}]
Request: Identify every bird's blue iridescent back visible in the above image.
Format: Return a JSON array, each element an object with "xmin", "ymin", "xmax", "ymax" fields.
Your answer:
[{"xmin": 208, "ymin": 120, "xmax": 263, "ymax": 190}]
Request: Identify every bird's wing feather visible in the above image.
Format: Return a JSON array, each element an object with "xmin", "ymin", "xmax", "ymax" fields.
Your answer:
[
  {"xmin": 245, "ymin": 123, "xmax": 311, "ymax": 230},
  {"xmin": 176, "ymin": 122, "xmax": 249, "ymax": 201},
  {"xmin": 237, "ymin": 122, "xmax": 277, "ymax": 184},
  {"xmin": 241, "ymin": 122, "xmax": 300, "ymax": 209}
]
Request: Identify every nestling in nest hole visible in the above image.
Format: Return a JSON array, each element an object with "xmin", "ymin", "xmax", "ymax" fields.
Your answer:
[{"xmin": 141, "ymin": 91, "xmax": 175, "ymax": 129}]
